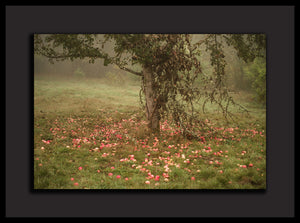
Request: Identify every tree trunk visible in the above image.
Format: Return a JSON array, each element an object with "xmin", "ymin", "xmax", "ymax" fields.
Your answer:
[{"xmin": 143, "ymin": 66, "xmax": 160, "ymax": 131}]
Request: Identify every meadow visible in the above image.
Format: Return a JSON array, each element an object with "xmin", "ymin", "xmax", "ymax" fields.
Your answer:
[{"xmin": 34, "ymin": 76, "xmax": 266, "ymax": 189}]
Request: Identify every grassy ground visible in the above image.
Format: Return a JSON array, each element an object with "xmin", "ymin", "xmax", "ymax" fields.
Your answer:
[{"xmin": 34, "ymin": 76, "xmax": 266, "ymax": 189}]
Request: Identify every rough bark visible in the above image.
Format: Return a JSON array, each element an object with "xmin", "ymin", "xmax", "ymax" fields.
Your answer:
[{"xmin": 143, "ymin": 66, "xmax": 160, "ymax": 130}]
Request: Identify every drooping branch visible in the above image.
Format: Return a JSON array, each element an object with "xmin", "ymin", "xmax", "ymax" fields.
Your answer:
[
  {"xmin": 191, "ymin": 34, "xmax": 213, "ymax": 52},
  {"xmin": 199, "ymin": 34, "xmax": 250, "ymax": 121}
]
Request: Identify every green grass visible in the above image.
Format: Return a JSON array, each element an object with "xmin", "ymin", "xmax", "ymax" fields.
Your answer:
[
  {"xmin": 34, "ymin": 76, "xmax": 140, "ymax": 114},
  {"xmin": 34, "ymin": 76, "xmax": 266, "ymax": 189}
]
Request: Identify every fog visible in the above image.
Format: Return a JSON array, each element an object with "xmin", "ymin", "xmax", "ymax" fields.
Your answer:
[
  {"xmin": 34, "ymin": 51, "xmax": 141, "ymax": 86},
  {"xmin": 34, "ymin": 34, "xmax": 259, "ymax": 93}
]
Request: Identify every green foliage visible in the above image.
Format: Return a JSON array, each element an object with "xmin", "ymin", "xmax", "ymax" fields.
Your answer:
[
  {"xmin": 224, "ymin": 34, "xmax": 266, "ymax": 63},
  {"xmin": 243, "ymin": 58, "xmax": 266, "ymax": 104},
  {"xmin": 73, "ymin": 67, "xmax": 86, "ymax": 79}
]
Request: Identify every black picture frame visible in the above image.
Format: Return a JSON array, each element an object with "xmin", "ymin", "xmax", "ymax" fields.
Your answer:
[{"xmin": 5, "ymin": 5, "xmax": 294, "ymax": 217}]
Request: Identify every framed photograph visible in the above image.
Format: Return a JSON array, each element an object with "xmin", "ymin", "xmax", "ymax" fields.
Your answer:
[
  {"xmin": 33, "ymin": 33, "xmax": 266, "ymax": 190},
  {"xmin": 6, "ymin": 5, "xmax": 294, "ymax": 217}
]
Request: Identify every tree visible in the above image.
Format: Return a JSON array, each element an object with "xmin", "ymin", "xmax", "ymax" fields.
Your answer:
[
  {"xmin": 243, "ymin": 57, "xmax": 267, "ymax": 104},
  {"xmin": 34, "ymin": 34, "xmax": 266, "ymax": 137}
]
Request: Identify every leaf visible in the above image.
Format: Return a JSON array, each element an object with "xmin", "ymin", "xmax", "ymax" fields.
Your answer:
[{"xmin": 103, "ymin": 58, "xmax": 110, "ymax": 66}]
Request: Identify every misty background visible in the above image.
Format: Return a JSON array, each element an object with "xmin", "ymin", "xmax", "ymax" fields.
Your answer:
[{"xmin": 34, "ymin": 34, "xmax": 266, "ymax": 105}]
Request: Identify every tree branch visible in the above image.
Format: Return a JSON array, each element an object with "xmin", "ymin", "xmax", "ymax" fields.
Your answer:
[
  {"xmin": 117, "ymin": 65, "xmax": 143, "ymax": 77},
  {"xmin": 41, "ymin": 53, "xmax": 78, "ymax": 59},
  {"xmin": 191, "ymin": 34, "xmax": 213, "ymax": 52}
]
